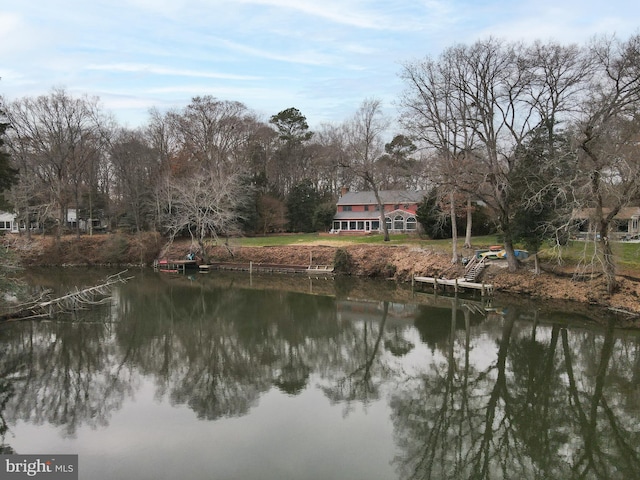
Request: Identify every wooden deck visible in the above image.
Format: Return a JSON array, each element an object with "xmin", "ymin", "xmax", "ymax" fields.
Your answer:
[{"xmin": 413, "ymin": 276, "xmax": 494, "ymax": 296}]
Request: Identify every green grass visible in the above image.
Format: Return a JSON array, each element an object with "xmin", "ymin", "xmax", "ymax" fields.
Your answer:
[
  {"xmin": 231, "ymin": 233, "xmax": 640, "ymax": 271},
  {"xmin": 616, "ymin": 242, "xmax": 640, "ymax": 270},
  {"xmin": 233, "ymin": 233, "xmax": 500, "ymax": 248},
  {"xmin": 538, "ymin": 239, "xmax": 640, "ymax": 270}
]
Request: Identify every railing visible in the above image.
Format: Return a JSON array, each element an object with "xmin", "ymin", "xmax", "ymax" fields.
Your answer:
[{"xmin": 464, "ymin": 255, "xmax": 486, "ymax": 282}]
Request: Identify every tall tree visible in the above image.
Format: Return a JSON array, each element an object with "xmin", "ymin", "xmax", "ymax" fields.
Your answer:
[
  {"xmin": 4, "ymin": 88, "xmax": 108, "ymax": 240},
  {"xmin": 573, "ymin": 34, "xmax": 640, "ymax": 293},
  {"xmin": 401, "ymin": 38, "xmax": 588, "ymax": 271},
  {"xmin": 110, "ymin": 128, "xmax": 159, "ymax": 233},
  {"xmin": 399, "ymin": 51, "xmax": 480, "ymax": 261},
  {"xmin": 269, "ymin": 107, "xmax": 313, "ymax": 196},
  {"xmin": 377, "ymin": 134, "xmax": 419, "ymax": 190},
  {"xmin": 159, "ymin": 171, "xmax": 250, "ymax": 262},
  {"xmin": 510, "ymin": 126, "xmax": 573, "ymax": 273},
  {"xmin": 0, "ymin": 107, "xmax": 18, "ymax": 210},
  {"xmin": 168, "ymin": 96, "xmax": 253, "ymax": 178},
  {"xmin": 286, "ymin": 179, "xmax": 319, "ymax": 233},
  {"xmin": 341, "ymin": 98, "xmax": 391, "ymax": 241}
]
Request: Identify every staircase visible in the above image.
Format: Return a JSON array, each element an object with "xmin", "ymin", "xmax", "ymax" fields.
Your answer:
[{"xmin": 464, "ymin": 256, "xmax": 487, "ymax": 282}]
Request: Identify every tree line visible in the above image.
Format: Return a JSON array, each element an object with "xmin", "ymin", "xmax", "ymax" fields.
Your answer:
[{"xmin": 1, "ymin": 34, "xmax": 639, "ymax": 291}]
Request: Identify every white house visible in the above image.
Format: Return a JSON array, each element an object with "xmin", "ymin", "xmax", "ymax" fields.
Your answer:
[
  {"xmin": 0, "ymin": 211, "xmax": 18, "ymax": 233},
  {"xmin": 66, "ymin": 208, "xmax": 107, "ymax": 232}
]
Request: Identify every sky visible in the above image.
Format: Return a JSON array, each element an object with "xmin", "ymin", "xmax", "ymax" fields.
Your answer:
[{"xmin": 1, "ymin": 0, "xmax": 638, "ymax": 129}]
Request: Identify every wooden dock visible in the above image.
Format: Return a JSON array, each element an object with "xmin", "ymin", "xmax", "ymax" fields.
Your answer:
[
  {"xmin": 413, "ymin": 276, "xmax": 493, "ymax": 296},
  {"xmin": 154, "ymin": 259, "xmax": 199, "ymax": 274},
  {"xmin": 200, "ymin": 262, "xmax": 334, "ymax": 275}
]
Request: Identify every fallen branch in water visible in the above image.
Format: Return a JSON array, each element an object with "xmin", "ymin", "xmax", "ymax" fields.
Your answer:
[
  {"xmin": 0, "ymin": 271, "xmax": 133, "ymax": 322},
  {"xmin": 607, "ymin": 306, "xmax": 640, "ymax": 319}
]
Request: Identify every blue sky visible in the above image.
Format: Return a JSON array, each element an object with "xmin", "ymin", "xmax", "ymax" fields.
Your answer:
[{"xmin": 1, "ymin": 0, "xmax": 638, "ymax": 129}]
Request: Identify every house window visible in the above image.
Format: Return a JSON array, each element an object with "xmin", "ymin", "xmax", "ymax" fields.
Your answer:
[
  {"xmin": 364, "ymin": 205, "xmax": 369, "ymax": 211},
  {"xmin": 394, "ymin": 204, "xmax": 400, "ymax": 210},
  {"xmin": 633, "ymin": 217, "xmax": 639, "ymax": 232},
  {"xmin": 406, "ymin": 216, "xmax": 417, "ymax": 230},
  {"xmin": 349, "ymin": 221, "xmax": 356, "ymax": 230},
  {"xmin": 341, "ymin": 221, "xmax": 348, "ymax": 230},
  {"xmin": 394, "ymin": 215, "xmax": 404, "ymax": 230},
  {"xmin": 357, "ymin": 221, "xmax": 364, "ymax": 230},
  {"xmin": 0, "ymin": 221, "xmax": 6, "ymax": 229},
  {"xmin": 343, "ymin": 205, "xmax": 352, "ymax": 212},
  {"xmin": 374, "ymin": 205, "xmax": 380, "ymax": 211},
  {"xmin": 385, "ymin": 217, "xmax": 392, "ymax": 230},
  {"xmin": 403, "ymin": 204, "xmax": 409, "ymax": 209},
  {"xmin": 372, "ymin": 220, "xmax": 380, "ymax": 230},
  {"xmin": 333, "ymin": 221, "xmax": 340, "ymax": 230}
]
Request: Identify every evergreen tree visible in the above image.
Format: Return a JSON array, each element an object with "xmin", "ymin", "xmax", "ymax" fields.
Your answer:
[
  {"xmin": 286, "ymin": 180, "xmax": 319, "ymax": 232},
  {"xmin": 0, "ymin": 110, "xmax": 18, "ymax": 209},
  {"xmin": 416, "ymin": 188, "xmax": 450, "ymax": 239},
  {"xmin": 510, "ymin": 126, "xmax": 572, "ymax": 272}
]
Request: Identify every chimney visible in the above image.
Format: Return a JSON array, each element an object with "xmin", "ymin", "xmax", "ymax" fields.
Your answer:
[{"xmin": 340, "ymin": 186, "xmax": 349, "ymax": 197}]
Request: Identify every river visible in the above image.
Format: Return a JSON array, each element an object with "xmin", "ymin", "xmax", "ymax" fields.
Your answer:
[{"xmin": 1, "ymin": 268, "xmax": 639, "ymax": 479}]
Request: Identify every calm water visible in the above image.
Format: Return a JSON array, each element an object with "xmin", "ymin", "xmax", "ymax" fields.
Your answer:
[{"xmin": 1, "ymin": 269, "xmax": 639, "ymax": 480}]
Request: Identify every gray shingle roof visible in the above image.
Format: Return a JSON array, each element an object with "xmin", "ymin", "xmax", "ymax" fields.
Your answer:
[
  {"xmin": 336, "ymin": 190, "xmax": 426, "ymax": 206},
  {"xmin": 333, "ymin": 211, "xmax": 383, "ymax": 220}
]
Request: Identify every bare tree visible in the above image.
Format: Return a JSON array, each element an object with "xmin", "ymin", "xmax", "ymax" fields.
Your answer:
[
  {"xmin": 401, "ymin": 38, "xmax": 590, "ymax": 271},
  {"xmin": 399, "ymin": 50, "xmax": 482, "ymax": 260},
  {"xmin": 159, "ymin": 171, "xmax": 250, "ymax": 262},
  {"xmin": 4, "ymin": 88, "xmax": 108, "ymax": 240},
  {"xmin": 312, "ymin": 122, "xmax": 354, "ymax": 196},
  {"xmin": 167, "ymin": 96, "xmax": 254, "ymax": 178},
  {"xmin": 573, "ymin": 34, "xmax": 640, "ymax": 293},
  {"xmin": 341, "ymin": 98, "xmax": 392, "ymax": 241},
  {"xmin": 109, "ymin": 128, "xmax": 159, "ymax": 233}
]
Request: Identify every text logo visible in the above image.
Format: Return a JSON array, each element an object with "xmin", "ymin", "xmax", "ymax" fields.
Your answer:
[{"xmin": 1, "ymin": 455, "xmax": 78, "ymax": 480}]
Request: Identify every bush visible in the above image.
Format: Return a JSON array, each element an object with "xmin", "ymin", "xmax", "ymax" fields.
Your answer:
[
  {"xmin": 101, "ymin": 234, "xmax": 129, "ymax": 264},
  {"xmin": 333, "ymin": 248, "xmax": 353, "ymax": 274}
]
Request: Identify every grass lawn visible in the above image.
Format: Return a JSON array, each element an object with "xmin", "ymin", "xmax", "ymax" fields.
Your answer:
[
  {"xmin": 538, "ymin": 240, "xmax": 640, "ymax": 270},
  {"xmin": 234, "ymin": 233, "xmax": 501, "ymax": 248},
  {"xmin": 233, "ymin": 233, "xmax": 640, "ymax": 271}
]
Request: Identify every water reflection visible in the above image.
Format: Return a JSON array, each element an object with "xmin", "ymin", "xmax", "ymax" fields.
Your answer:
[
  {"xmin": 390, "ymin": 305, "xmax": 640, "ymax": 480},
  {"xmin": 0, "ymin": 270, "xmax": 639, "ymax": 479}
]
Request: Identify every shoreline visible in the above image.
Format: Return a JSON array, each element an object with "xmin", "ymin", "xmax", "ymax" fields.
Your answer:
[{"xmin": 4, "ymin": 233, "xmax": 640, "ymax": 322}]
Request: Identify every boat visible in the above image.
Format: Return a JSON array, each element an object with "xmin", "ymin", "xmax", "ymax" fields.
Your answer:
[{"xmin": 476, "ymin": 248, "xmax": 529, "ymax": 260}]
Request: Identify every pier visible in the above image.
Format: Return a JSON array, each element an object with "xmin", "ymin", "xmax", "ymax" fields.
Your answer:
[
  {"xmin": 199, "ymin": 262, "xmax": 334, "ymax": 275},
  {"xmin": 413, "ymin": 276, "xmax": 493, "ymax": 297}
]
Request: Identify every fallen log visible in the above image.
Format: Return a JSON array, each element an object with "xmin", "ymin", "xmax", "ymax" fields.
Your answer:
[{"xmin": 0, "ymin": 271, "xmax": 133, "ymax": 322}]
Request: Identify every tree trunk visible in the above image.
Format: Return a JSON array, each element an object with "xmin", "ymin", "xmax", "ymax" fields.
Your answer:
[
  {"xmin": 598, "ymin": 220, "xmax": 617, "ymax": 294},
  {"xmin": 372, "ymin": 188, "xmax": 390, "ymax": 242},
  {"xmin": 464, "ymin": 197, "xmax": 472, "ymax": 249},
  {"xmin": 503, "ymin": 234, "xmax": 518, "ymax": 272},
  {"xmin": 450, "ymin": 191, "xmax": 458, "ymax": 264},
  {"xmin": 533, "ymin": 252, "xmax": 540, "ymax": 275}
]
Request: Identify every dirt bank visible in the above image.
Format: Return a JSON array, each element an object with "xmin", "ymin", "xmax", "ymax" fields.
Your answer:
[{"xmin": 4, "ymin": 233, "xmax": 640, "ymax": 319}]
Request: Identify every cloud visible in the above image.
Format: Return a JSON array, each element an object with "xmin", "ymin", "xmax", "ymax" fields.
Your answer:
[
  {"xmin": 85, "ymin": 63, "xmax": 261, "ymax": 80},
  {"xmin": 235, "ymin": 0, "xmax": 438, "ymax": 31},
  {"xmin": 219, "ymin": 39, "xmax": 340, "ymax": 66}
]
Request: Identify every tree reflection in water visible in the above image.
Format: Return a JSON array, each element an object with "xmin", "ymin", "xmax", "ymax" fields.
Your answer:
[
  {"xmin": 0, "ymin": 272, "xmax": 638, "ymax": 480},
  {"xmin": 390, "ymin": 298, "xmax": 640, "ymax": 480}
]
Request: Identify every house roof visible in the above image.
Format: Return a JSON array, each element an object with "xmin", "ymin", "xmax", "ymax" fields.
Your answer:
[
  {"xmin": 573, "ymin": 206, "xmax": 640, "ymax": 220},
  {"xmin": 334, "ymin": 209, "xmax": 418, "ymax": 221},
  {"xmin": 334, "ymin": 211, "xmax": 382, "ymax": 221},
  {"xmin": 337, "ymin": 190, "xmax": 425, "ymax": 206}
]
